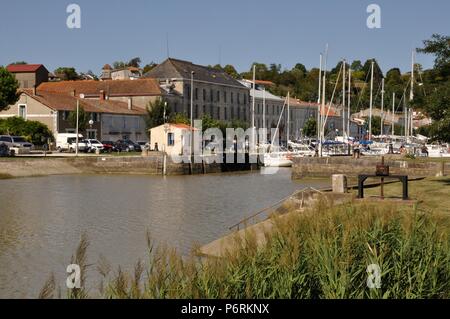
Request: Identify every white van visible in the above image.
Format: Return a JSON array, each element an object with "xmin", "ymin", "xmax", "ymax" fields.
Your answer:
[{"xmin": 56, "ymin": 133, "xmax": 87, "ymax": 152}]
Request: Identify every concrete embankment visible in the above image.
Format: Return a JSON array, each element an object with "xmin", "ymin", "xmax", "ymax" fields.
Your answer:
[
  {"xmin": 292, "ymin": 155, "xmax": 449, "ymax": 179},
  {"xmin": 0, "ymin": 154, "xmax": 230, "ymax": 178}
]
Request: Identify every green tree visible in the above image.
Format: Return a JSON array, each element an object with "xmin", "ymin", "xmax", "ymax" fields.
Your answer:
[
  {"xmin": 128, "ymin": 57, "xmax": 141, "ymax": 68},
  {"xmin": 223, "ymin": 65, "xmax": 239, "ymax": 78},
  {"xmin": 68, "ymin": 105, "xmax": 90, "ymax": 134},
  {"xmin": 0, "ymin": 117, "xmax": 53, "ymax": 145},
  {"xmin": 54, "ymin": 67, "xmax": 80, "ymax": 81},
  {"xmin": 351, "ymin": 60, "xmax": 363, "ymax": 71},
  {"xmin": 302, "ymin": 118, "xmax": 317, "ymax": 137},
  {"xmin": 0, "ymin": 67, "xmax": 20, "ymax": 111},
  {"xmin": 10, "ymin": 61, "xmax": 27, "ymax": 65},
  {"xmin": 145, "ymin": 99, "xmax": 170, "ymax": 129},
  {"xmin": 417, "ymin": 34, "xmax": 450, "ymax": 72},
  {"xmin": 143, "ymin": 62, "xmax": 157, "ymax": 74}
]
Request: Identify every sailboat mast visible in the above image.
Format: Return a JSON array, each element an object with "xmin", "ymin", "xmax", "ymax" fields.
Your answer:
[
  {"xmin": 320, "ymin": 45, "xmax": 329, "ymax": 156},
  {"xmin": 317, "ymin": 54, "xmax": 322, "ymax": 143},
  {"xmin": 410, "ymin": 51, "xmax": 415, "ymax": 138},
  {"xmin": 381, "ymin": 78, "xmax": 385, "ymax": 136},
  {"xmin": 347, "ymin": 68, "xmax": 351, "ymax": 138},
  {"xmin": 252, "ymin": 65, "xmax": 256, "ymax": 147},
  {"xmin": 369, "ymin": 60, "xmax": 374, "ymax": 140},
  {"xmin": 342, "ymin": 59, "xmax": 346, "ymax": 138},
  {"xmin": 263, "ymin": 87, "xmax": 266, "ymax": 142},
  {"xmin": 287, "ymin": 92, "xmax": 290, "ymax": 145},
  {"xmin": 392, "ymin": 92, "xmax": 395, "ymax": 135}
]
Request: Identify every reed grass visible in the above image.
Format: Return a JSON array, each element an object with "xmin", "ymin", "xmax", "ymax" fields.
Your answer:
[{"xmin": 40, "ymin": 183, "xmax": 450, "ymax": 299}]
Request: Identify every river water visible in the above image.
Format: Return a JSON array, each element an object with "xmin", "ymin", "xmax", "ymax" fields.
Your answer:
[{"xmin": 0, "ymin": 168, "xmax": 328, "ymax": 298}]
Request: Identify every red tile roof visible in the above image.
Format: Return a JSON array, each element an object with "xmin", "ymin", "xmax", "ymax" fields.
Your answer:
[
  {"xmin": 23, "ymin": 91, "xmax": 146, "ymax": 116},
  {"xmin": 6, "ymin": 64, "xmax": 45, "ymax": 73},
  {"xmin": 37, "ymin": 79, "xmax": 162, "ymax": 97}
]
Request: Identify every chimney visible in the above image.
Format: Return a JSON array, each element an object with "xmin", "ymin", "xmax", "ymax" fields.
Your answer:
[
  {"xmin": 128, "ymin": 97, "xmax": 132, "ymax": 110},
  {"xmin": 100, "ymin": 90, "xmax": 105, "ymax": 100}
]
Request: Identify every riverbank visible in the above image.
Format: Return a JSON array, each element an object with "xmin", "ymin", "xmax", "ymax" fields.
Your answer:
[
  {"xmin": 292, "ymin": 155, "xmax": 450, "ymax": 179},
  {"xmin": 0, "ymin": 153, "xmax": 252, "ymax": 178}
]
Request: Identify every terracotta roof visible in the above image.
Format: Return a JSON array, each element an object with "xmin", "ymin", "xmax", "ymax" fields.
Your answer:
[
  {"xmin": 244, "ymin": 79, "xmax": 275, "ymax": 86},
  {"xmin": 6, "ymin": 64, "xmax": 45, "ymax": 73},
  {"xmin": 171, "ymin": 123, "xmax": 198, "ymax": 130},
  {"xmin": 23, "ymin": 91, "xmax": 146, "ymax": 115},
  {"xmin": 37, "ymin": 79, "xmax": 162, "ymax": 97}
]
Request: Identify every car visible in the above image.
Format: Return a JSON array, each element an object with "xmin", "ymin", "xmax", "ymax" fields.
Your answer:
[
  {"xmin": 114, "ymin": 140, "xmax": 141, "ymax": 152},
  {"xmin": 85, "ymin": 139, "xmax": 104, "ymax": 153},
  {"xmin": 67, "ymin": 138, "xmax": 88, "ymax": 153},
  {"xmin": 101, "ymin": 141, "xmax": 116, "ymax": 153},
  {"xmin": 0, "ymin": 135, "xmax": 34, "ymax": 153}
]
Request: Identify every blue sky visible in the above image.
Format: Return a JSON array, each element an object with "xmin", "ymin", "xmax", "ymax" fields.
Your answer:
[{"xmin": 0, "ymin": 0, "xmax": 448, "ymax": 75}]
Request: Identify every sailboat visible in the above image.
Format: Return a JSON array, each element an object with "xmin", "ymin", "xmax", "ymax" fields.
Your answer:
[{"xmin": 263, "ymin": 93, "xmax": 294, "ymax": 167}]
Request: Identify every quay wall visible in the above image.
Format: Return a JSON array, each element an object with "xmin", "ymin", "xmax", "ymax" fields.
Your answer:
[
  {"xmin": 0, "ymin": 154, "xmax": 243, "ymax": 178},
  {"xmin": 292, "ymin": 156, "xmax": 450, "ymax": 179}
]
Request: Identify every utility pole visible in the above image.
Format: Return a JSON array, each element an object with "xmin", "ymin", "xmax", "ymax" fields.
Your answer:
[
  {"xmin": 342, "ymin": 59, "xmax": 346, "ymax": 139},
  {"xmin": 381, "ymin": 78, "xmax": 385, "ymax": 136},
  {"xmin": 190, "ymin": 71, "xmax": 194, "ymax": 171},
  {"xmin": 75, "ymin": 99, "xmax": 79, "ymax": 156}
]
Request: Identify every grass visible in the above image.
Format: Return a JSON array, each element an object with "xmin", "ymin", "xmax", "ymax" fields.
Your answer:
[
  {"xmin": 357, "ymin": 177, "xmax": 450, "ymax": 214},
  {"xmin": 39, "ymin": 178, "xmax": 450, "ymax": 299}
]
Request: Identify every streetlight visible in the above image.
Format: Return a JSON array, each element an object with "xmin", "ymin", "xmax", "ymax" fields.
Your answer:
[{"xmin": 190, "ymin": 71, "xmax": 195, "ymax": 170}]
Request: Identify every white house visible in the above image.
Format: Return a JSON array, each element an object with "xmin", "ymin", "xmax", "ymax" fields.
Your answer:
[{"xmin": 149, "ymin": 123, "xmax": 199, "ymax": 156}]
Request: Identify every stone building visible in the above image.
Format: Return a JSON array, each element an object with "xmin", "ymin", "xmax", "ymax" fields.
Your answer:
[
  {"xmin": 6, "ymin": 64, "xmax": 49, "ymax": 89},
  {"xmin": 143, "ymin": 58, "xmax": 250, "ymax": 123}
]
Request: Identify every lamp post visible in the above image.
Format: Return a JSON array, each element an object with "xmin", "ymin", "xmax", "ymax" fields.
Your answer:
[
  {"xmin": 190, "ymin": 71, "xmax": 195, "ymax": 171},
  {"xmin": 163, "ymin": 123, "xmax": 169, "ymax": 175}
]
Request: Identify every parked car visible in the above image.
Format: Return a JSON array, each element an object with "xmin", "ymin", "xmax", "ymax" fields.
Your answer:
[
  {"xmin": 84, "ymin": 139, "xmax": 104, "ymax": 153},
  {"xmin": 0, "ymin": 135, "xmax": 34, "ymax": 153},
  {"xmin": 67, "ymin": 138, "xmax": 88, "ymax": 153},
  {"xmin": 114, "ymin": 140, "xmax": 141, "ymax": 152},
  {"xmin": 101, "ymin": 141, "xmax": 116, "ymax": 153}
]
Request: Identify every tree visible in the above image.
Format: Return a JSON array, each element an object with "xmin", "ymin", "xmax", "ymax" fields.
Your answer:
[
  {"xmin": 0, "ymin": 67, "xmax": 20, "ymax": 111},
  {"xmin": 302, "ymin": 118, "xmax": 317, "ymax": 137},
  {"xmin": 128, "ymin": 57, "xmax": 141, "ymax": 68},
  {"xmin": 223, "ymin": 65, "xmax": 239, "ymax": 78},
  {"xmin": 10, "ymin": 61, "xmax": 27, "ymax": 65},
  {"xmin": 0, "ymin": 117, "xmax": 53, "ymax": 145},
  {"xmin": 54, "ymin": 67, "xmax": 79, "ymax": 81},
  {"xmin": 145, "ymin": 99, "xmax": 170, "ymax": 129},
  {"xmin": 351, "ymin": 60, "xmax": 363, "ymax": 71},
  {"xmin": 417, "ymin": 34, "xmax": 450, "ymax": 71},
  {"xmin": 68, "ymin": 105, "xmax": 90, "ymax": 134},
  {"xmin": 113, "ymin": 61, "xmax": 127, "ymax": 70},
  {"xmin": 143, "ymin": 62, "xmax": 157, "ymax": 74}
]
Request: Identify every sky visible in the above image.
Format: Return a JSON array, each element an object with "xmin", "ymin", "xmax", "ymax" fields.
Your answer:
[{"xmin": 0, "ymin": 0, "xmax": 449, "ymax": 76}]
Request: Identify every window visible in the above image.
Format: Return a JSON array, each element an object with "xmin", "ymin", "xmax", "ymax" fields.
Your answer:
[
  {"xmin": 272, "ymin": 105, "xmax": 275, "ymax": 115},
  {"xmin": 237, "ymin": 93, "xmax": 240, "ymax": 105},
  {"xmin": 195, "ymin": 105, "xmax": 199, "ymax": 119},
  {"xmin": 231, "ymin": 106, "xmax": 234, "ymax": 119},
  {"xmin": 203, "ymin": 105, "xmax": 206, "ymax": 116},
  {"xmin": 185, "ymin": 85, "xmax": 190, "ymax": 99},
  {"xmin": 224, "ymin": 107, "xmax": 227, "ymax": 120},
  {"xmin": 18, "ymin": 105, "xmax": 26, "ymax": 119},
  {"xmin": 217, "ymin": 91, "xmax": 220, "ymax": 102},
  {"xmin": 210, "ymin": 89, "xmax": 213, "ymax": 102},
  {"xmin": 195, "ymin": 88, "xmax": 198, "ymax": 100},
  {"xmin": 223, "ymin": 91, "xmax": 227, "ymax": 103},
  {"xmin": 231, "ymin": 92, "xmax": 234, "ymax": 104},
  {"xmin": 244, "ymin": 94, "xmax": 247, "ymax": 105},
  {"xmin": 210, "ymin": 105, "xmax": 214, "ymax": 117},
  {"xmin": 62, "ymin": 111, "xmax": 70, "ymax": 121},
  {"xmin": 168, "ymin": 132, "xmax": 175, "ymax": 146},
  {"xmin": 203, "ymin": 89, "xmax": 206, "ymax": 101}
]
